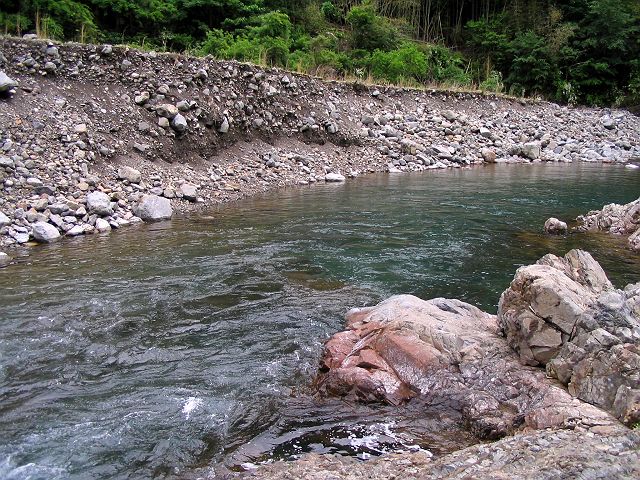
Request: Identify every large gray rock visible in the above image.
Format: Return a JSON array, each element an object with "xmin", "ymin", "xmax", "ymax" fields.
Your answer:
[
  {"xmin": 0, "ymin": 211, "xmax": 10, "ymax": 227},
  {"xmin": 86, "ymin": 191, "xmax": 113, "ymax": 216},
  {"xmin": 32, "ymin": 221, "xmax": 61, "ymax": 243},
  {"xmin": 117, "ymin": 166, "xmax": 141, "ymax": 184},
  {"xmin": 522, "ymin": 142, "xmax": 541, "ymax": 160},
  {"xmin": 0, "ymin": 71, "xmax": 17, "ymax": 93},
  {"xmin": 171, "ymin": 113, "xmax": 188, "ymax": 133},
  {"xmin": 498, "ymin": 249, "xmax": 639, "ymax": 425},
  {"xmin": 324, "ymin": 173, "xmax": 346, "ymax": 182},
  {"xmin": 134, "ymin": 194, "xmax": 173, "ymax": 222},
  {"xmin": 0, "ymin": 252, "xmax": 10, "ymax": 268},
  {"xmin": 317, "ymin": 294, "xmax": 616, "ymax": 440},
  {"xmin": 179, "ymin": 183, "xmax": 198, "ymax": 202}
]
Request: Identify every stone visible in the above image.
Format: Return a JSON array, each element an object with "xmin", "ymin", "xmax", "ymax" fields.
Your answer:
[
  {"xmin": 481, "ymin": 148, "xmax": 496, "ymax": 163},
  {"xmin": 522, "ymin": 142, "xmax": 541, "ymax": 160},
  {"xmin": 179, "ymin": 183, "xmax": 198, "ymax": 202},
  {"xmin": 86, "ymin": 191, "xmax": 113, "ymax": 216},
  {"xmin": 156, "ymin": 104, "xmax": 178, "ymax": 119},
  {"xmin": 0, "ymin": 211, "xmax": 10, "ymax": 227},
  {"xmin": 134, "ymin": 194, "xmax": 173, "ymax": 222},
  {"xmin": 171, "ymin": 113, "xmax": 188, "ymax": 133},
  {"xmin": 118, "ymin": 166, "xmax": 142, "ymax": 184},
  {"xmin": 32, "ymin": 221, "xmax": 61, "ymax": 243},
  {"xmin": 66, "ymin": 225, "xmax": 84, "ymax": 236},
  {"xmin": 0, "ymin": 252, "xmax": 10, "ymax": 268},
  {"xmin": 218, "ymin": 117, "xmax": 230, "ymax": 133},
  {"xmin": 0, "ymin": 71, "xmax": 18, "ymax": 93},
  {"xmin": 325, "ymin": 173, "xmax": 346, "ymax": 182},
  {"xmin": 543, "ymin": 217, "xmax": 568, "ymax": 235},
  {"xmin": 498, "ymin": 249, "xmax": 639, "ymax": 425},
  {"xmin": 95, "ymin": 218, "xmax": 112, "ymax": 232}
]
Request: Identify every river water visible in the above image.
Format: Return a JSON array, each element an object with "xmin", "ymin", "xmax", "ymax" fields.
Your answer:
[{"xmin": 1, "ymin": 164, "xmax": 638, "ymax": 479}]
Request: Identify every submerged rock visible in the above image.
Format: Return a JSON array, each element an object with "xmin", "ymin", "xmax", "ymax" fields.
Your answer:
[
  {"xmin": 134, "ymin": 194, "xmax": 173, "ymax": 221},
  {"xmin": 543, "ymin": 217, "xmax": 567, "ymax": 235},
  {"xmin": 498, "ymin": 249, "xmax": 639, "ymax": 425}
]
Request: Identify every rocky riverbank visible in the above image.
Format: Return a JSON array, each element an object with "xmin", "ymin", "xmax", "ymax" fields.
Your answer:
[
  {"xmin": 576, "ymin": 197, "xmax": 640, "ymax": 252},
  {"xmin": 1, "ymin": 37, "xmax": 640, "ymax": 263},
  {"xmin": 231, "ymin": 249, "xmax": 639, "ymax": 479}
]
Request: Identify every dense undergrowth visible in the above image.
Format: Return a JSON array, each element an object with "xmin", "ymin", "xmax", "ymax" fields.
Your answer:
[{"xmin": 1, "ymin": 1, "xmax": 639, "ymax": 107}]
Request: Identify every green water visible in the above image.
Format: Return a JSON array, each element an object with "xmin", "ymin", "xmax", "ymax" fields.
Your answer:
[{"xmin": 0, "ymin": 163, "xmax": 638, "ymax": 479}]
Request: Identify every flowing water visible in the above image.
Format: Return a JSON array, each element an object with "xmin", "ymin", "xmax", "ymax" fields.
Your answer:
[{"xmin": 0, "ymin": 163, "xmax": 638, "ymax": 479}]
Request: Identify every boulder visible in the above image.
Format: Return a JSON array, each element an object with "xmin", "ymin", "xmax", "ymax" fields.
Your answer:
[
  {"xmin": 32, "ymin": 221, "xmax": 61, "ymax": 243},
  {"xmin": 522, "ymin": 142, "xmax": 541, "ymax": 160},
  {"xmin": 95, "ymin": 218, "xmax": 112, "ymax": 232},
  {"xmin": 86, "ymin": 191, "xmax": 113, "ymax": 216},
  {"xmin": 316, "ymin": 293, "xmax": 617, "ymax": 440},
  {"xmin": 324, "ymin": 173, "xmax": 346, "ymax": 182},
  {"xmin": 179, "ymin": 183, "xmax": 198, "ymax": 202},
  {"xmin": 498, "ymin": 249, "xmax": 639, "ymax": 425},
  {"xmin": 0, "ymin": 211, "xmax": 10, "ymax": 227},
  {"xmin": 134, "ymin": 194, "xmax": 173, "ymax": 222},
  {"xmin": 156, "ymin": 104, "xmax": 178, "ymax": 119},
  {"xmin": 0, "ymin": 71, "xmax": 17, "ymax": 93},
  {"xmin": 576, "ymin": 197, "xmax": 640, "ymax": 252},
  {"xmin": 118, "ymin": 166, "xmax": 142, "ymax": 184},
  {"xmin": 543, "ymin": 217, "xmax": 568, "ymax": 234},
  {"xmin": 0, "ymin": 252, "xmax": 10, "ymax": 268},
  {"xmin": 481, "ymin": 148, "xmax": 496, "ymax": 163},
  {"xmin": 171, "ymin": 113, "xmax": 188, "ymax": 133}
]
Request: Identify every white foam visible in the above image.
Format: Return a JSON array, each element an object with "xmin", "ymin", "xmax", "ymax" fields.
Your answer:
[{"xmin": 182, "ymin": 397, "xmax": 203, "ymax": 419}]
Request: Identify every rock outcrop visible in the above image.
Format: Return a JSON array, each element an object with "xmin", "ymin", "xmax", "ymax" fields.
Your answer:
[
  {"xmin": 499, "ymin": 250, "xmax": 640, "ymax": 425},
  {"xmin": 576, "ymin": 197, "xmax": 640, "ymax": 251},
  {"xmin": 316, "ymin": 250, "xmax": 638, "ymax": 435},
  {"xmin": 315, "ymin": 293, "xmax": 620, "ymax": 440}
]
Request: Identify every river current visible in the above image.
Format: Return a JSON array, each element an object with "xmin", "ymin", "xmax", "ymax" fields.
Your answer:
[{"xmin": 1, "ymin": 163, "xmax": 638, "ymax": 479}]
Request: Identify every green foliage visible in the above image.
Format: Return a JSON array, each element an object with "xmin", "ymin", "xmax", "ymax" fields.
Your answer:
[
  {"xmin": 1, "ymin": 0, "xmax": 636, "ymax": 104},
  {"xmin": 346, "ymin": 2, "xmax": 398, "ymax": 51},
  {"xmin": 479, "ymin": 70, "xmax": 504, "ymax": 93},
  {"xmin": 320, "ymin": 1, "xmax": 341, "ymax": 23},
  {"xmin": 368, "ymin": 42, "xmax": 427, "ymax": 83}
]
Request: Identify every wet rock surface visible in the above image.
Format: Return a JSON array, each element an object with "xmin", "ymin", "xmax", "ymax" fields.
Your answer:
[
  {"xmin": 1, "ymin": 38, "xmax": 639, "ymax": 252},
  {"xmin": 234, "ymin": 428, "xmax": 639, "ymax": 479}
]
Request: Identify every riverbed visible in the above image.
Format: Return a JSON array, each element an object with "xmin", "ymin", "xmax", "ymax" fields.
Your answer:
[{"xmin": 1, "ymin": 163, "xmax": 638, "ymax": 479}]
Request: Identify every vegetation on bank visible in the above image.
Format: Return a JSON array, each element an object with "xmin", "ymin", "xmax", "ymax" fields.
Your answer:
[{"xmin": 1, "ymin": 1, "xmax": 638, "ymax": 106}]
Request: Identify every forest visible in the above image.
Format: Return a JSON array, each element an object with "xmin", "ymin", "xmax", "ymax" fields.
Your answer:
[{"xmin": 1, "ymin": 1, "xmax": 639, "ymax": 106}]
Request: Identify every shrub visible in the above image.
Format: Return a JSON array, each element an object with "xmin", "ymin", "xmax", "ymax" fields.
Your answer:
[{"xmin": 346, "ymin": 2, "xmax": 398, "ymax": 51}]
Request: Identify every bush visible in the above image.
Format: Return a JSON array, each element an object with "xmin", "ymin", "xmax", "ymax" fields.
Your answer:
[
  {"xmin": 346, "ymin": 2, "xmax": 398, "ymax": 51},
  {"xmin": 368, "ymin": 43, "xmax": 427, "ymax": 83}
]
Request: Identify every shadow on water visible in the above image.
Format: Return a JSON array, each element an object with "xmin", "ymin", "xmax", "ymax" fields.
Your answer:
[{"xmin": 0, "ymin": 163, "xmax": 638, "ymax": 479}]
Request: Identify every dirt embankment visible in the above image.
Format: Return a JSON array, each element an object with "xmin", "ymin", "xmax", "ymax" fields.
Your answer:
[{"xmin": 0, "ymin": 37, "xmax": 639, "ymax": 258}]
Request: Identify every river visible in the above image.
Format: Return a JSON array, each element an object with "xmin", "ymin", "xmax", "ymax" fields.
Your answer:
[{"xmin": 1, "ymin": 163, "xmax": 638, "ymax": 479}]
